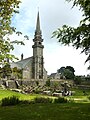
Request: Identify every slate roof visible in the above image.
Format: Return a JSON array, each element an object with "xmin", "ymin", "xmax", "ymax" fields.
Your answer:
[{"xmin": 10, "ymin": 57, "xmax": 33, "ymax": 69}]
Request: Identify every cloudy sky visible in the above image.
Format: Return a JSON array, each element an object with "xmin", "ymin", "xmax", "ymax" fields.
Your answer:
[{"xmin": 11, "ymin": 0, "xmax": 89, "ymax": 75}]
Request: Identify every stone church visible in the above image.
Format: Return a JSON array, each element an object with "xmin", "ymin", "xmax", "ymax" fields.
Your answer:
[{"xmin": 11, "ymin": 12, "xmax": 47, "ymax": 80}]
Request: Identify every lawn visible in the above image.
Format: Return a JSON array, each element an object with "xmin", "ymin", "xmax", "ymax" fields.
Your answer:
[
  {"xmin": 66, "ymin": 88, "xmax": 90, "ymax": 103},
  {"xmin": 0, "ymin": 89, "xmax": 49, "ymax": 101},
  {"xmin": 0, "ymin": 89, "xmax": 90, "ymax": 120},
  {"xmin": 0, "ymin": 103, "xmax": 90, "ymax": 120},
  {"xmin": 0, "ymin": 88, "xmax": 90, "ymax": 103}
]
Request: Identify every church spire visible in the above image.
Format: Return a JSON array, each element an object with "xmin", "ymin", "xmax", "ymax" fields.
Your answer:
[
  {"xmin": 32, "ymin": 11, "xmax": 44, "ymax": 79},
  {"xmin": 33, "ymin": 11, "xmax": 43, "ymax": 43},
  {"xmin": 35, "ymin": 11, "xmax": 41, "ymax": 35}
]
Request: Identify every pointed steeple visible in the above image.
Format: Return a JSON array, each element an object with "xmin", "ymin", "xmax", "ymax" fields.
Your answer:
[
  {"xmin": 35, "ymin": 11, "xmax": 41, "ymax": 35},
  {"xmin": 33, "ymin": 11, "xmax": 43, "ymax": 43}
]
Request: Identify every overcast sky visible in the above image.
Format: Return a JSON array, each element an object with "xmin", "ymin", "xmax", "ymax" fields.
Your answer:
[{"xmin": 11, "ymin": 0, "xmax": 89, "ymax": 75}]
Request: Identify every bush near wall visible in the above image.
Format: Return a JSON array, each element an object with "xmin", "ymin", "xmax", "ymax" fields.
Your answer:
[
  {"xmin": 1, "ymin": 96, "xmax": 69, "ymax": 106},
  {"xmin": 1, "ymin": 96, "xmax": 20, "ymax": 106}
]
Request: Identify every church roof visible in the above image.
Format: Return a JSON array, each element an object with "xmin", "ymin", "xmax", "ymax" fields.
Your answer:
[{"xmin": 10, "ymin": 57, "xmax": 33, "ymax": 69}]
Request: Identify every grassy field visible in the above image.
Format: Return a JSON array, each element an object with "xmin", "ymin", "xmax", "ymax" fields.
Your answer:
[
  {"xmin": 0, "ymin": 89, "xmax": 49, "ymax": 101},
  {"xmin": 0, "ymin": 89, "xmax": 90, "ymax": 120},
  {"xmin": 0, "ymin": 88, "xmax": 90, "ymax": 102},
  {"xmin": 0, "ymin": 103, "xmax": 90, "ymax": 120},
  {"xmin": 67, "ymin": 88, "xmax": 90, "ymax": 103}
]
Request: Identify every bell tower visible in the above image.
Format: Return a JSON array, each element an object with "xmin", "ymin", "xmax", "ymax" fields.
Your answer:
[{"xmin": 32, "ymin": 12, "xmax": 44, "ymax": 79}]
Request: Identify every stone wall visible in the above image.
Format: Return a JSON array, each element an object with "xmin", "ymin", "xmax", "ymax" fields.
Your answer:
[
  {"xmin": 0, "ymin": 79, "xmax": 46, "ymax": 89},
  {"xmin": 0, "ymin": 79, "xmax": 73, "ymax": 89},
  {"xmin": 21, "ymin": 79, "xmax": 46, "ymax": 87}
]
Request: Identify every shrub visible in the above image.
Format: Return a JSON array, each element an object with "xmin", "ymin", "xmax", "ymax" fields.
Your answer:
[
  {"xmin": 34, "ymin": 97, "xmax": 53, "ymax": 103},
  {"xmin": 1, "ymin": 96, "xmax": 20, "ymax": 106},
  {"xmin": 54, "ymin": 97, "xmax": 68, "ymax": 103}
]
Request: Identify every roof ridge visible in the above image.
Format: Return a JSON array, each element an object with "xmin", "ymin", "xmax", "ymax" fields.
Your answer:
[{"xmin": 17, "ymin": 56, "xmax": 33, "ymax": 63}]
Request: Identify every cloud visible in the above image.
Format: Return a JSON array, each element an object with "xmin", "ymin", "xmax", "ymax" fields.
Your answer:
[{"xmin": 44, "ymin": 43, "xmax": 88, "ymax": 75}]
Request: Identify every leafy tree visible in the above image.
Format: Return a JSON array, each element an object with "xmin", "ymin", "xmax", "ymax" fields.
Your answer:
[
  {"xmin": 52, "ymin": 0, "xmax": 90, "ymax": 62},
  {"xmin": 57, "ymin": 67, "xmax": 65, "ymax": 74},
  {"xmin": 0, "ymin": 0, "xmax": 27, "ymax": 65},
  {"xmin": 58, "ymin": 66, "xmax": 75, "ymax": 79},
  {"xmin": 12, "ymin": 67, "xmax": 22, "ymax": 79},
  {"xmin": 63, "ymin": 69, "xmax": 75, "ymax": 79},
  {"xmin": 66, "ymin": 66, "xmax": 75, "ymax": 74},
  {"xmin": 1, "ymin": 64, "xmax": 12, "ymax": 79}
]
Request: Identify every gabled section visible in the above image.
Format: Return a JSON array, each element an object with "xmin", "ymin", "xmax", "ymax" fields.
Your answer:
[{"xmin": 10, "ymin": 57, "xmax": 33, "ymax": 69}]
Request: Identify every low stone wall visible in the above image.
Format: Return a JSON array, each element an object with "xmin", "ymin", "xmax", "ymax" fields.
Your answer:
[
  {"xmin": 0, "ymin": 79, "xmax": 46, "ymax": 89},
  {"xmin": 0, "ymin": 79, "xmax": 73, "ymax": 89},
  {"xmin": 21, "ymin": 79, "xmax": 46, "ymax": 87},
  {"xmin": 50, "ymin": 79, "xmax": 73, "ymax": 84},
  {"xmin": 0, "ymin": 80, "xmax": 17, "ymax": 89}
]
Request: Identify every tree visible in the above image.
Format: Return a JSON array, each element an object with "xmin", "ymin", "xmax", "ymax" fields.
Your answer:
[
  {"xmin": 66, "ymin": 66, "xmax": 75, "ymax": 74},
  {"xmin": 0, "ymin": 0, "xmax": 27, "ymax": 65},
  {"xmin": 58, "ymin": 66, "xmax": 75, "ymax": 79},
  {"xmin": 57, "ymin": 67, "xmax": 65, "ymax": 74},
  {"xmin": 1, "ymin": 64, "xmax": 12, "ymax": 79},
  {"xmin": 52, "ymin": 0, "xmax": 90, "ymax": 62},
  {"xmin": 12, "ymin": 67, "xmax": 22, "ymax": 79},
  {"xmin": 63, "ymin": 69, "xmax": 75, "ymax": 79}
]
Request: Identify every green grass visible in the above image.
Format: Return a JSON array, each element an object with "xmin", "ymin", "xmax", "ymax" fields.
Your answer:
[
  {"xmin": 0, "ymin": 89, "xmax": 55, "ymax": 101},
  {"xmin": 0, "ymin": 88, "xmax": 90, "ymax": 103},
  {"xmin": 66, "ymin": 88, "xmax": 90, "ymax": 103},
  {"xmin": 71, "ymin": 88, "xmax": 90, "ymax": 96},
  {"xmin": 0, "ymin": 103, "xmax": 90, "ymax": 120},
  {"xmin": 0, "ymin": 89, "xmax": 36, "ymax": 100},
  {"xmin": 0, "ymin": 89, "xmax": 90, "ymax": 119}
]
